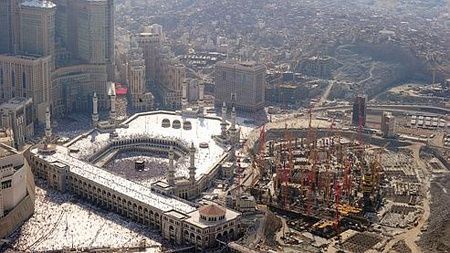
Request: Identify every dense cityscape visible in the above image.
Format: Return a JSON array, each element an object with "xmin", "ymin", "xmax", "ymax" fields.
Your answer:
[{"xmin": 0, "ymin": 0, "xmax": 449, "ymax": 252}]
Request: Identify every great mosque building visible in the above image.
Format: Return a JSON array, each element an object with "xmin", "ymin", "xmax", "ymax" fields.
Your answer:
[{"xmin": 26, "ymin": 87, "xmax": 247, "ymax": 250}]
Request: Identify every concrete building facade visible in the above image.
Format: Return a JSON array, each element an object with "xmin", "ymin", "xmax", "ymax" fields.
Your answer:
[
  {"xmin": 0, "ymin": 97, "xmax": 34, "ymax": 150},
  {"xmin": 51, "ymin": 64, "xmax": 108, "ymax": 117},
  {"xmin": 19, "ymin": 0, "xmax": 56, "ymax": 68},
  {"xmin": 214, "ymin": 60, "xmax": 266, "ymax": 112},
  {"xmin": 0, "ymin": 143, "xmax": 35, "ymax": 239},
  {"xmin": 137, "ymin": 31, "xmax": 161, "ymax": 83},
  {"xmin": 0, "ymin": 54, "xmax": 51, "ymax": 123},
  {"xmin": 0, "ymin": 0, "xmax": 20, "ymax": 55},
  {"xmin": 381, "ymin": 111, "xmax": 396, "ymax": 138},
  {"xmin": 352, "ymin": 94, "xmax": 367, "ymax": 127},
  {"xmin": 127, "ymin": 46, "xmax": 154, "ymax": 111}
]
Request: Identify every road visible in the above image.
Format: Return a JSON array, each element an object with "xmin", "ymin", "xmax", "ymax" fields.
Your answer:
[
  {"xmin": 382, "ymin": 144, "xmax": 430, "ymax": 253},
  {"xmin": 357, "ymin": 62, "xmax": 376, "ymax": 88},
  {"xmin": 318, "ymin": 80, "xmax": 335, "ymax": 106}
]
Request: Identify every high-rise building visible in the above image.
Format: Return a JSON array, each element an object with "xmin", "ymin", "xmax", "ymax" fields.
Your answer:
[
  {"xmin": 156, "ymin": 62, "xmax": 185, "ymax": 108},
  {"xmin": 214, "ymin": 60, "xmax": 265, "ymax": 111},
  {"xmin": 0, "ymin": 97, "xmax": 34, "ymax": 150},
  {"xmin": 352, "ymin": 94, "xmax": 367, "ymax": 127},
  {"xmin": 19, "ymin": 0, "xmax": 56, "ymax": 68},
  {"xmin": 137, "ymin": 30, "xmax": 161, "ymax": 83},
  {"xmin": 51, "ymin": 64, "xmax": 108, "ymax": 116},
  {"xmin": 0, "ymin": 54, "xmax": 51, "ymax": 123},
  {"xmin": 105, "ymin": 0, "xmax": 115, "ymax": 81},
  {"xmin": 127, "ymin": 46, "xmax": 154, "ymax": 111},
  {"xmin": 381, "ymin": 111, "xmax": 396, "ymax": 138},
  {"xmin": 72, "ymin": 0, "xmax": 107, "ymax": 64},
  {"xmin": 53, "ymin": 0, "xmax": 114, "ymax": 79},
  {"xmin": 0, "ymin": 0, "xmax": 14, "ymax": 54},
  {"xmin": 0, "ymin": 0, "xmax": 20, "ymax": 54},
  {"xmin": 49, "ymin": 0, "xmax": 113, "ymax": 115}
]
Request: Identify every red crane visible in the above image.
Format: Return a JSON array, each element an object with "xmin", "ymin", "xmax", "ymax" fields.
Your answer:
[{"xmin": 334, "ymin": 179, "xmax": 341, "ymax": 232}]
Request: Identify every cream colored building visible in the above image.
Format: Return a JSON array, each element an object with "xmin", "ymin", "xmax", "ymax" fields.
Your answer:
[
  {"xmin": 0, "ymin": 0, "xmax": 20, "ymax": 54},
  {"xmin": 0, "ymin": 143, "xmax": 35, "ymax": 239},
  {"xmin": 27, "ymin": 110, "xmax": 245, "ymax": 250},
  {"xmin": 154, "ymin": 61, "xmax": 186, "ymax": 109},
  {"xmin": 51, "ymin": 64, "xmax": 108, "ymax": 117},
  {"xmin": 19, "ymin": 0, "xmax": 56, "ymax": 68},
  {"xmin": 127, "ymin": 46, "xmax": 154, "ymax": 111},
  {"xmin": 0, "ymin": 54, "xmax": 51, "ymax": 123},
  {"xmin": 0, "ymin": 97, "xmax": 34, "ymax": 150},
  {"xmin": 381, "ymin": 111, "xmax": 396, "ymax": 138},
  {"xmin": 215, "ymin": 60, "xmax": 266, "ymax": 111},
  {"xmin": 137, "ymin": 31, "xmax": 161, "ymax": 84},
  {"xmin": 136, "ymin": 30, "xmax": 186, "ymax": 109}
]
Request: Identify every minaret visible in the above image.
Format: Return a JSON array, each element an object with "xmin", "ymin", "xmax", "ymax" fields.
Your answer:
[
  {"xmin": 181, "ymin": 80, "xmax": 188, "ymax": 111},
  {"xmin": 230, "ymin": 106, "xmax": 237, "ymax": 131},
  {"xmin": 198, "ymin": 82, "xmax": 205, "ymax": 114},
  {"xmin": 92, "ymin": 93, "xmax": 99, "ymax": 127},
  {"xmin": 220, "ymin": 102, "xmax": 227, "ymax": 138},
  {"xmin": 167, "ymin": 146, "xmax": 175, "ymax": 186},
  {"xmin": 110, "ymin": 93, "xmax": 116, "ymax": 124},
  {"xmin": 44, "ymin": 106, "xmax": 52, "ymax": 140},
  {"xmin": 188, "ymin": 143, "xmax": 196, "ymax": 184},
  {"xmin": 229, "ymin": 106, "xmax": 239, "ymax": 144}
]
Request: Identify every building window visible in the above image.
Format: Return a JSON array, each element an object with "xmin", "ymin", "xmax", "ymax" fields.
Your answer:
[
  {"xmin": 0, "ymin": 68, "xmax": 3, "ymax": 85},
  {"xmin": 1, "ymin": 180, "xmax": 12, "ymax": 189},
  {"xmin": 11, "ymin": 71, "xmax": 15, "ymax": 87},
  {"xmin": 222, "ymin": 71, "xmax": 226, "ymax": 80},
  {"xmin": 22, "ymin": 72, "xmax": 26, "ymax": 89}
]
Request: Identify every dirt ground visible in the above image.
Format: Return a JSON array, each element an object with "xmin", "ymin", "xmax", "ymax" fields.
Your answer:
[{"xmin": 418, "ymin": 173, "xmax": 450, "ymax": 253}]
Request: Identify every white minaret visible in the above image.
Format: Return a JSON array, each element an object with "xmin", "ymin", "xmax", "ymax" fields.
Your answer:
[
  {"xmin": 110, "ymin": 93, "xmax": 116, "ymax": 124},
  {"xmin": 182, "ymin": 80, "xmax": 188, "ymax": 111},
  {"xmin": 229, "ymin": 106, "xmax": 239, "ymax": 145},
  {"xmin": 167, "ymin": 146, "xmax": 175, "ymax": 186},
  {"xmin": 198, "ymin": 82, "xmax": 205, "ymax": 114},
  {"xmin": 230, "ymin": 106, "xmax": 237, "ymax": 131},
  {"xmin": 220, "ymin": 102, "xmax": 228, "ymax": 138},
  {"xmin": 92, "ymin": 93, "xmax": 99, "ymax": 127},
  {"xmin": 188, "ymin": 143, "xmax": 196, "ymax": 185},
  {"xmin": 45, "ymin": 106, "xmax": 52, "ymax": 140},
  {"xmin": 0, "ymin": 169, "xmax": 3, "ymax": 217}
]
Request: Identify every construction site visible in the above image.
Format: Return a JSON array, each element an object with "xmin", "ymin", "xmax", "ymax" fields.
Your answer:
[{"xmin": 231, "ymin": 105, "xmax": 433, "ymax": 253}]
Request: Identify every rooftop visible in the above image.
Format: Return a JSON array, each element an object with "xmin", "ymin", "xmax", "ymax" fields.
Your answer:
[
  {"xmin": 185, "ymin": 204, "xmax": 240, "ymax": 229},
  {"xmin": 21, "ymin": 0, "xmax": 56, "ymax": 9},
  {"xmin": 199, "ymin": 204, "xmax": 226, "ymax": 217},
  {"xmin": 0, "ymin": 97, "xmax": 32, "ymax": 110},
  {"xmin": 67, "ymin": 111, "xmax": 234, "ymax": 179},
  {"xmin": 31, "ymin": 111, "xmax": 253, "ymax": 216},
  {"xmin": 0, "ymin": 143, "xmax": 17, "ymax": 158},
  {"xmin": 32, "ymin": 145, "xmax": 197, "ymax": 214}
]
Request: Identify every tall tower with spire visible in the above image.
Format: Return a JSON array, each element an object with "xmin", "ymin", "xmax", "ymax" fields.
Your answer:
[
  {"xmin": 44, "ymin": 106, "xmax": 52, "ymax": 141},
  {"xmin": 188, "ymin": 143, "xmax": 196, "ymax": 185},
  {"xmin": 220, "ymin": 102, "xmax": 228, "ymax": 139},
  {"xmin": 198, "ymin": 82, "xmax": 205, "ymax": 114},
  {"xmin": 167, "ymin": 146, "xmax": 175, "ymax": 186},
  {"xmin": 109, "ymin": 93, "xmax": 116, "ymax": 125},
  {"xmin": 229, "ymin": 106, "xmax": 240, "ymax": 144},
  {"xmin": 181, "ymin": 80, "xmax": 188, "ymax": 111},
  {"xmin": 92, "ymin": 93, "xmax": 99, "ymax": 127}
]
